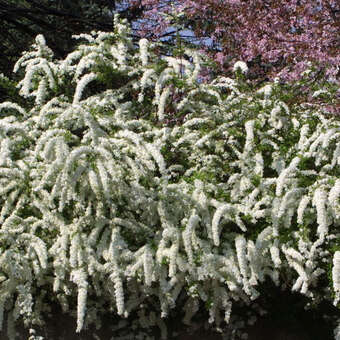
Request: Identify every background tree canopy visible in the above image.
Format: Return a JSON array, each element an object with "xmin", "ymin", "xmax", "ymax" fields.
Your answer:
[{"xmin": 0, "ymin": 0, "xmax": 145, "ymax": 77}]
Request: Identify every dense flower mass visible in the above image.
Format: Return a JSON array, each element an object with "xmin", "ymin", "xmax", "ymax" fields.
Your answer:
[{"xmin": 0, "ymin": 15, "xmax": 339, "ymax": 340}]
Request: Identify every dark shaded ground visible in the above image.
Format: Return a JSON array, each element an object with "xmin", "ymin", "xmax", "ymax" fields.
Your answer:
[
  {"xmin": 177, "ymin": 285, "xmax": 338, "ymax": 340},
  {"xmin": 1, "ymin": 285, "xmax": 339, "ymax": 340}
]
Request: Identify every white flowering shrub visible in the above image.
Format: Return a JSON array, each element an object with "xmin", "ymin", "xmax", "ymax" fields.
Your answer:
[{"xmin": 0, "ymin": 15, "xmax": 339, "ymax": 340}]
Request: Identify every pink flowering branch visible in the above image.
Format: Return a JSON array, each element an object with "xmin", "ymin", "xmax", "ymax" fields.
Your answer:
[{"xmin": 129, "ymin": 0, "xmax": 339, "ymax": 83}]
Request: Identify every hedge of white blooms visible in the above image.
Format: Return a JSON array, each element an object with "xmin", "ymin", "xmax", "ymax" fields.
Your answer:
[{"xmin": 0, "ymin": 15, "xmax": 339, "ymax": 340}]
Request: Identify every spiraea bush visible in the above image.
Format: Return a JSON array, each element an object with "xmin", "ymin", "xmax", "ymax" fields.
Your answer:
[{"xmin": 0, "ymin": 15, "xmax": 339, "ymax": 340}]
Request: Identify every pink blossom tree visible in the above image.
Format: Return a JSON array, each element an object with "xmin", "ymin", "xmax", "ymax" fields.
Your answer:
[{"xmin": 130, "ymin": 0, "xmax": 339, "ymax": 84}]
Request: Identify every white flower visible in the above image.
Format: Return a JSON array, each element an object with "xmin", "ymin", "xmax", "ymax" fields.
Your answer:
[
  {"xmin": 74, "ymin": 54, "xmax": 97, "ymax": 79},
  {"xmin": 212, "ymin": 204, "xmax": 232, "ymax": 246},
  {"xmin": 235, "ymin": 235, "xmax": 248, "ymax": 282},
  {"xmin": 298, "ymin": 124, "xmax": 310, "ymax": 150},
  {"xmin": 72, "ymin": 33, "xmax": 95, "ymax": 43},
  {"xmin": 188, "ymin": 51, "xmax": 201, "ymax": 84},
  {"xmin": 115, "ymin": 42, "xmax": 128, "ymax": 67},
  {"xmin": 233, "ymin": 61, "xmax": 248, "ymax": 74},
  {"xmin": 257, "ymin": 84, "xmax": 273, "ymax": 98},
  {"xmin": 282, "ymin": 246, "xmax": 308, "ymax": 286},
  {"xmin": 182, "ymin": 210, "xmax": 200, "ymax": 264},
  {"xmin": 312, "ymin": 188, "xmax": 329, "ymax": 238},
  {"xmin": 139, "ymin": 69, "xmax": 155, "ymax": 102},
  {"xmin": 157, "ymin": 87, "xmax": 170, "ymax": 121},
  {"xmin": 139, "ymin": 39, "xmax": 149, "ymax": 66},
  {"xmin": 329, "ymin": 180, "xmax": 340, "ymax": 211},
  {"xmin": 111, "ymin": 270, "xmax": 125, "ymax": 316},
  {"xmin": 145, "ymin": 142, "xmax": 166, "ymax": 175},
  {"xmin": 36, "ymin": 79, "xmax": 47, "ymax": 105},
  {"xmin": 35, "ymin": 34, "xmax": 46, "ymax": 46},
  {"xmin": 164, "ymin": 56, "xmax": 191, "ymax": 75},
  {"xmin": 70, "ymin": 268, "xmax": 88, "ymax": 333},
  {"xmin": 69, "ymin": 234, "xmax": 80, "ymax": 268},
  {"xmin": 244, "ymin": 119, "xmax": 255, "ymax": 153},
  {"xmin": 169, "ymin": 243, "xmax": 178, "ymax": 278},
  {"xmin": 312, "ymin": 89, "xmax": 328, "ymax": 98},
  {"xmin": 254, "ymin": 152, "xmax": 264, "ymax": 177},
  {"xmin": 73, "ymin": 72, "xmax": 97, "ymax": 104},
  {"xmin": 247, "ymin": 240, "xmax": 259, "ymax": 285},
  {"xmin": 270, "ymin": 243, "xmax": 281, "ymax": 268},
  {"xmin": 143, "ymin": 246, "xmax": 153, "ymax": 286},
  {"xmin": 333, "ymin": 251, "xmax": 340, "ymax": 306},
  {"xmin": 0, "ymin": 102, "xmax": 27, "ymax": 117},
  {"xmin": 297, "ymin": 196, "xmax": 310, "ymax": 224},
  {"xmin": 96, "ymin": 159, "xmax": 111, "ymax": 201},
  {"xmin": 88, "ymin": 168, "xmax": 102, "ymax": 199},
  {"xmin": 276, "ymin": 157, "xmax": 300, "ymax": 196}
]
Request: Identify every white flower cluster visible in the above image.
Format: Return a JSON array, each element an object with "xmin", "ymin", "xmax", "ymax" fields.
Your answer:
[
  {"xmin": 257, "ymin": 84, "xmax": 273, "ymax": 98},
  {"xmin": 233, "ymin": 61, "xmax": 248, "ymax": 74},
  {"xmin": 333, "ymin": 252, "xmax": 340, "ymax": 306},
  {"xmin": 139, "ymin": 39, "xmax": 149, "ymax": 66},
  {"xmin": 0, "ymin": 15, "xmax": 339, "ymax": 340}
]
